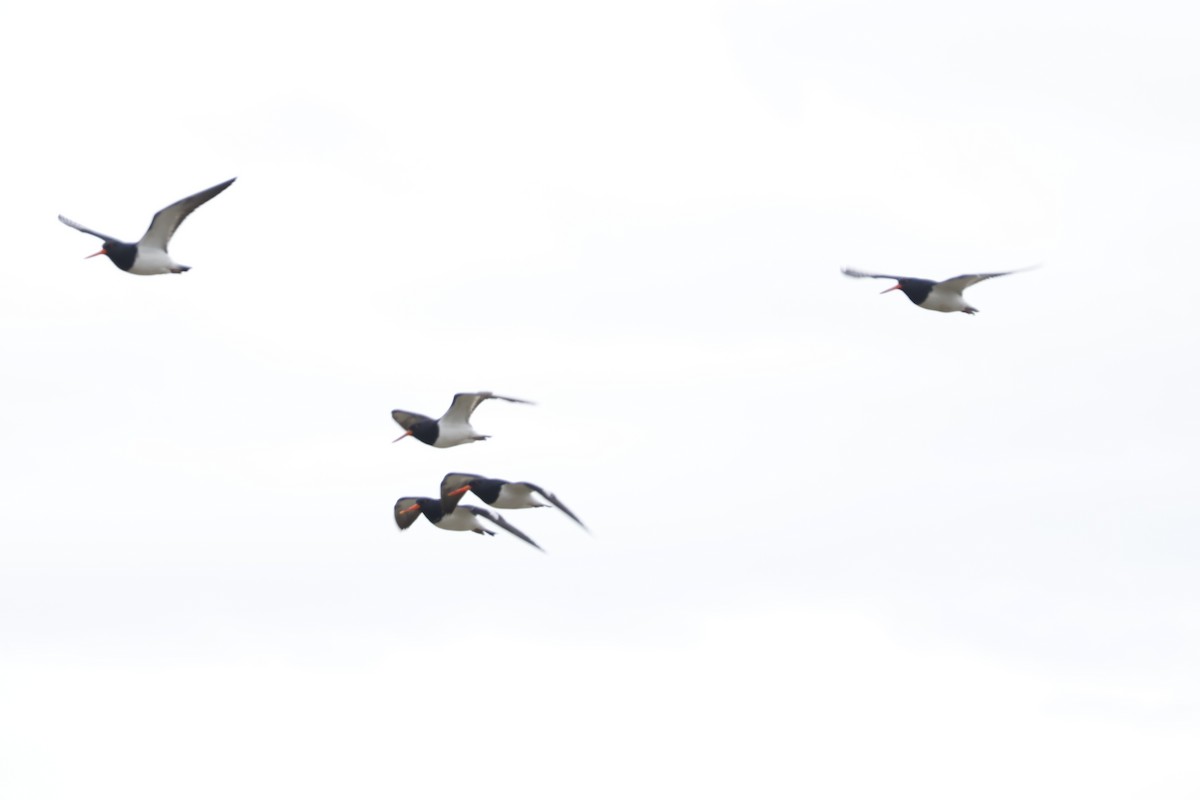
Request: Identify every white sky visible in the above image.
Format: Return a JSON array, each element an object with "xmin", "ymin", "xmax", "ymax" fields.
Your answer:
[{"xmin": 3, "ymin": 1, "xmax": 1199, "ymax": 797}]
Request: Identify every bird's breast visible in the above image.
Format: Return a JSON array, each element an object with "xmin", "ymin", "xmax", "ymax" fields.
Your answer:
[
  {"xmin": 490, "ymin": 484, "xmax": 539, "ymax": 509},
  {"xmin": 434, "ymin": 509, "xmax": 484, "ymax": 531},
  {"xmin": 920, "ymin": 287, "xmax": 969, "ymax": 313},
  {"xmin": 128, "ymin": 248, "xmax": 179, "ymax": 275},
  {"xmin": 433, "ymin": 420, "xmax": 477, "ymax": 447}
]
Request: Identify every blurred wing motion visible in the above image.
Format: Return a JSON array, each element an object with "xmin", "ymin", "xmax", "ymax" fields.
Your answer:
[
  {"xmin": 937, "ymin": 265, "xmax": 1038, "ymax": 294},
  {"xmin": 840, "ymin": 266, "xmax": 907, "ymax": 281},
  {"xmin": 57, "ymin": 215, "xmax": 118, "ymax": 242},
  {"xmin": 521, "ymin": 482, "xmax": 588, "ymax": 531},
  {"xmin": 465, "ymin": 505, "xmax": 544, "ymax": 552}
]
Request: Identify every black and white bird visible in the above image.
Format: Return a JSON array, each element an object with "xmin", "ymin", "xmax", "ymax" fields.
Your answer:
[
  {"xmin": 841, "ymin": 266, "xmax": 1033, "ymax": 314},
  {"xmin": 440, "ymin": 472, "xmax": 589, "ymax": 531},
  {"xmin": 58, "ymin": 178, "xmax": 236, "ymax": 275},
  {"xmin": 391, "ymin": 391, "xmax": 533, "ymax": 448},
  {"xmin": 393, "ymin": 496, "xmax": 543, "ymax": 552}
]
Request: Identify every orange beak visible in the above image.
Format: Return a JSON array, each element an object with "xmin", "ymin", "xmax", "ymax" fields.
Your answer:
[
  {"xmin": 86, "ymin": 248, "xmax": 107, "ymax": 259},
  {"xmin": 401, "ymin": 503, "xmax": 420, "ymax": 514},
  {"xmin": 392, "ymin": 431, "xmax": 411, "ymax": 443},
  {"xmin": 881, "ymin": 284, "xmax": 901, "ymax": 294},
  {"xmin": 447, "ymin": 485, "xmax": 471, "ymax": 497}
]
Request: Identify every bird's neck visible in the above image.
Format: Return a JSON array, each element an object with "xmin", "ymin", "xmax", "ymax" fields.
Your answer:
[
  {"xmin": 411, "ymin": 421, "xmax": 440, "ymax": 445},
  {"xmin": 418, "ymin": 501, "xmax": 444, "ymax": 524},
  {"xmin": 472, "ymin": 480, "xmax": 504, "ymax": 503},
  {"xmin": 105, "ymin": 241, "xmax": 138, "ymax": 271}
]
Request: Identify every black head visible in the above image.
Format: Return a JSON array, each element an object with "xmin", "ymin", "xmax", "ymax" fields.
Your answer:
[
  {"xmin": 415, "ymin": 497, "xmax": 444, "ymax": 523},
  {"xmin": 88, "ymin": 240, "xmax": 138, "ymax": 271},
  {"xmin": 394, "ymin": 419, "xmax": 440, "ymax": 445},
  {"xmin": 409, "ymin": 419, "xmax": 440, "ymax": 446},
  {"xmin": 467, "ymin": 478, "xmax": 506, "ymax": 504},
  {"xmin": 884, "ymin": 278, "xmax": 935, "ymax": 307}
]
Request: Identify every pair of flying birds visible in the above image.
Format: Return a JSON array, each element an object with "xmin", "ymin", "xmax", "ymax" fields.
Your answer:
[
  {"xmin": 391, "ymin": 391, "xmax": 588, "ymax": 553},
  {"xmin": 58, "ymin": 179, "xmax": 1032, "ymax": 314}
]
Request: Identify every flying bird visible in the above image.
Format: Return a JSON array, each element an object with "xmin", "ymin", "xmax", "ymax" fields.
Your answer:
[
  {"xmin": 440, "ymin": 472, "xmax": 589, "ymax": 532},
  {"xmin": 391, "ymin": 391, "xmax": 533, "ymax": 448},
  {"xmin": 841, "ymin": 266, "xmax": 1034, "ymax": 314},
  {"xmin": 58, "ymin": 178, "xmax": 236, "ymax": 275},
  {"xmin": 393, "ymin": 496, "xmax": 543, "ymax": 552}
]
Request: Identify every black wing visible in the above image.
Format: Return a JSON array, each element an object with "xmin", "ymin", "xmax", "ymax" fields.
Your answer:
[
  {"xmin": 937, "ymin": 265, "xmax": 1037, "ymax": 294},
  {"xmin": 140, "ymin": 178, "xmax": 236, "ymax": 252},
  {"xmin": 465, "ymin": 505, "xmax": 544, "ymax": 552},
  {"xmin": 442, "ymin": 391, "xmax": 535, "ymax": 425},
  {"xmin": 58, "ymin": 215, "xmax": 121, "ymax": 243},
  {"xmin": 841, "ymin": 266, "xmax": 911, "ymax": 281},
  {"xmin": 522, "ymin": 482, "xmax": 589, "ymax": 532}
]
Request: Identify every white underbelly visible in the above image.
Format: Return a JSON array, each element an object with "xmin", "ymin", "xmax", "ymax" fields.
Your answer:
[
  {"xmin": 130, "ymin": 250, "xmax": 177, "ymax": 275},
  {"xmin": 435, "ymin": 508, "xmax": 482, "ymax": 531},
  {"xmin": 922, "ymin": 288, "xmax": 969, "ymax": 313},
  {"xmin": 434, "ymin": 421, "xmax": 477, "ymax": 447},
  {"xmin": 491, "ymin": 484, "xmax": 539, "ymax": 509}
]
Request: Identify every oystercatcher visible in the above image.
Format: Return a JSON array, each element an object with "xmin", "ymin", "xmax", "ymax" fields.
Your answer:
[
  {"xmin": 391, "ymin": 391, "xmax": 533, "ymax": 447},
  {"xmin": 841, "ymin": 265, "xmax": 1034, "ymax": 314},
  {"xmin": 440, "ymin": 472, "xmax": 588, "ymax": 531},
  {"xmin": 393, "ymin": 496, "xmax": 543, "ymax": 551},
  {"xmin": 58, "ymin": 178, "xmax": 236, "ymax": 275}
]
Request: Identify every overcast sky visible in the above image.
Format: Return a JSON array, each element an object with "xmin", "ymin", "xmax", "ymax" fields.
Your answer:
[{"xmin": 3, "ymin": 1, "xmax": 1199, "ymax": 797}]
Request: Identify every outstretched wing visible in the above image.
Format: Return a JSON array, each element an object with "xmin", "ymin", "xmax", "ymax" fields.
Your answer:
[
  {"xmin": 393, "ymin": 497, "xmax": 425, "ymax": 530},
  {"xmin": 442, "ymin": 391, "xmax": 535, "ymax": 425},
  {"xmin": 841, "ymin": 266, "xmax": 910, "ymax": 281},
  {"xmin": 522, "ymin": 482, "xmax": 589, "ymax": 532},
  {"xmin": 140, "ymin": 178, "xmax": 236, "ymax": 252},
  {"xmin": 465, "ymin": 505, "xmax": 544, "ymax": 552},
  {"xmin": 440, "ymin": 472, "xmax": 484, "ymax": 513},
  {"xmin": 937, "ymin": 265, "xmax": 1037, "ymax": 295},
  {"xmin": 58, "ymin": 215, "xmax": 119, "ymax": 243}
]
